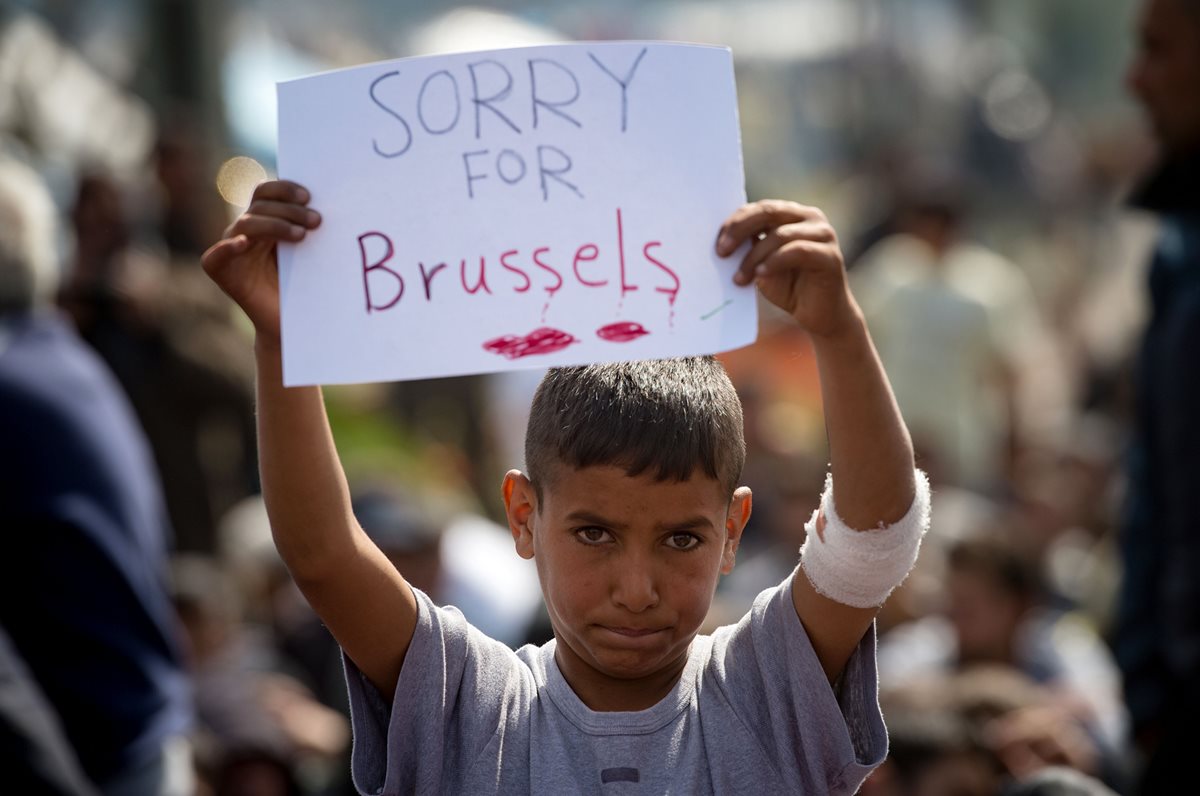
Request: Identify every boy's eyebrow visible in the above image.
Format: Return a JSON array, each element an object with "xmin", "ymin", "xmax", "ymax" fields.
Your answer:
[
  {"xmin": 565, "ymin": 510, "xmax": 629, "ymax": 530},
  {"xmin": 564, "ymin": 510, "xmax": 717, "ymax": 533},
  {"xmin": 658, "ymin": 516, "xmax": 717, "ymax": 533}
]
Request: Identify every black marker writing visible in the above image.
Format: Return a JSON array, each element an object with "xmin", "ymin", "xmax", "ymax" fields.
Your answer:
[
  {"xmin": 588, "ymin": 47, "xmax": 648, "ymax": 133},
  {"xmin": 369, "ymin": 71, "xmax": 413, "ymax": 158},
  {"xmin": 468, "ymin": 59, "xmax": 522, "ymax": 138},
  {"xmin": 417, "ymin": 69, "xmax": 461, "ymax": 135},
  {"xmin": 529, "ymin": 58, "xmax": 582, "ymax": 130},
  {"xmin": 537, "ymin": 144, "xmax": 582, "ymax": 201}
]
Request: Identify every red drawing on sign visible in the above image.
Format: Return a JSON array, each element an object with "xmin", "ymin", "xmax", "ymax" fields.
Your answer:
[
  {"xmin": 596, "ymin": 321, "xmax": 650, "ymax": 343},
  {"xmin": 483, "ymin": 327, "xmax": 579, "ymax": 360}
]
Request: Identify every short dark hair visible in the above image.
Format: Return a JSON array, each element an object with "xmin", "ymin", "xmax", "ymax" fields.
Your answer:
[
  {"xmin": 947, "ymin": 533, "xmax": 1042, "ymax": 601},
  {"xmin": 524, "ymin": 356, "xmax": 746, "ymax": 502}
]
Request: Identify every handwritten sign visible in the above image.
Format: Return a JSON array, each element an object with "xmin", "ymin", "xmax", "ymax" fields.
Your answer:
[{"xmin": 276, "ymin": 42, "xmax": 755, "ymax": 385}]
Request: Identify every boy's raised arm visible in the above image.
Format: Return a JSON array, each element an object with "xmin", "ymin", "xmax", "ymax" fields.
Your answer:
[
  {"xmin": 202, "ymin": 180, "xmax": 417, "ymax": 701},
  {"xmin": 717, "ymin": 201, "xmax": 921, "ymax": 683}
]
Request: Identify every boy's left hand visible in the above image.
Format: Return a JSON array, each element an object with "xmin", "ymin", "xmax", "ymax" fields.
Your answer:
[{"xmin": 716, "ymin": 200, "xmax": 857, "ymax": 338}]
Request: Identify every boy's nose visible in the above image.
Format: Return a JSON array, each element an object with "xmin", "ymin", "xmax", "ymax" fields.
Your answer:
[{"xmin": 611, "ymin": 557, "xmax": 659, "ymax": 613}]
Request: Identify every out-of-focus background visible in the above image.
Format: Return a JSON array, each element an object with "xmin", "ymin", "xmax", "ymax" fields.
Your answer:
[{"xmin": 1, "ymin": 0, "xmax": 1172, "ymax": 793}]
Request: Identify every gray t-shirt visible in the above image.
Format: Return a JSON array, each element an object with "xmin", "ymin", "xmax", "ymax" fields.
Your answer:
[{"xmin": 344, "ymin": 570, "xmax": 887, "ymax": 794}]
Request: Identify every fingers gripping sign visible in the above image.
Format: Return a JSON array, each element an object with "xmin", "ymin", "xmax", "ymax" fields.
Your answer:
[
  {"xmin": 714, "ymin": 200, "xmax": 855, "ymax": 339},
  {"xmin": 202, "ymin": 180, "xmax": 322, "ymax": 343}
]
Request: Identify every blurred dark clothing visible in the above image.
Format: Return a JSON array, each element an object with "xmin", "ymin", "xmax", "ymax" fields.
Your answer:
[
  {"xmin": 0, "ymin": 624, "xmax": 98, "ymax": 795},
  {"xmin": 0, "ymin": 311, "xmax": 192, "ymax": 786},
  {"xmin": 63, "ymin": 169, "xmax": 257, "ymax": 556},
  {"xmin": 64, "ymin": 262, "xmax": 259, "ymax": 554},
  {"xmin": 1114, "ymin": 150, "xmax": 1200, "ymax": 787}
]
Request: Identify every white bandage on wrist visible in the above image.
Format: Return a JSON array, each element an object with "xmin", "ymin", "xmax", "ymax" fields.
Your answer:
[{"xmin": 798, "ymin": 469, "xmax": 931, "ymax": 608}]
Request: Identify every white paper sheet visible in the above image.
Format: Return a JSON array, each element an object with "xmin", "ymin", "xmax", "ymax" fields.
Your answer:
[{"xmin": 276, "ymin": 41, "xmax": 755, "ymax": 385}]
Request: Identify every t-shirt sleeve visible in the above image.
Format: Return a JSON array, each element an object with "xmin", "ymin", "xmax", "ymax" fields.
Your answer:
[
  {"xmin": 707, "ymin": 568, "xmax": 887, "ymax": 793},
  {"xmin": 341, "ymin": 585, "xmax": 531, "ymax": 795}
]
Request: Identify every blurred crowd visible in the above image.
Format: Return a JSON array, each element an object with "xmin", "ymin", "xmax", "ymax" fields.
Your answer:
[{"xmin": 1, "ymin": 1, "xmax": 1197, "ymax": 794}]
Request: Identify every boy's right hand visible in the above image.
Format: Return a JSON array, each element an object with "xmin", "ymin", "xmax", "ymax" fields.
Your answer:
[{"xmin": 201, "ymin": 179, "xmax": 321, "ymax": 345}]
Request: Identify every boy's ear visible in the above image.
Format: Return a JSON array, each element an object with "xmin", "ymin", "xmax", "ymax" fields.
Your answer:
[
  {"xmin": 502, "ymin": 470, "xmax": 537, "ymax": 560},
  {"xmin": 721, "ymin": 486, "xmax": 752, "ymax": 575}
]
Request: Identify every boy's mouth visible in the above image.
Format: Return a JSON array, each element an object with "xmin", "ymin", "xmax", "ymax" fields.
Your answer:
[{"xmin": 600, "ymin": 626, "xmax": 665, "ymax": 638}]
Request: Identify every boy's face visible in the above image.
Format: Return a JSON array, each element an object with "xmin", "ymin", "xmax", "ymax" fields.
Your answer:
[{"xmin": 504, "ymin": 464, "xmax": 751, "ymax": 711}]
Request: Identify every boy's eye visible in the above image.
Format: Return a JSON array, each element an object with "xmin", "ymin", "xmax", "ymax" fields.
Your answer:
[
  {"xmin": 666, "ymin": 532, "xmax": 701, "ymax": 551},
  {"xmin": 575, "ymin": 527, "xmax": 612, "ymax": 545}
]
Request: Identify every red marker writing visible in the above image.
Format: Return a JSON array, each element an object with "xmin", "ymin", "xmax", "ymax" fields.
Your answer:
[
  {"xmin": 595, "ymin": 321, "xmax": 650, "ymax": 343},
  {"xmin": 483, "ymin": 327, "xmax": 580, "ymax": 359}
]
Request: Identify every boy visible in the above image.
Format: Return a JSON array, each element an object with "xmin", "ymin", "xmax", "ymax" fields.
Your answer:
[{"xmin": 202, "ymin": 182, "xmax": 930, "ymax": 794}]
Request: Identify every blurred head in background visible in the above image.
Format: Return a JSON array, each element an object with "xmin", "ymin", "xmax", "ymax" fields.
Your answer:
[
  {"xmin": 945, "ymin": 533, "xmax": 1042, "ymax": 666},
  {"xmin": 352, "ymin": 485, "xmax": 446, "ymax": 598},
  {"xmin": 0, "ymin": 155, "xmax": 59, "ymax": 314},
  {"xmin": 1126, "ymin": 0, "xmax": 1200, "ymax": 156}
]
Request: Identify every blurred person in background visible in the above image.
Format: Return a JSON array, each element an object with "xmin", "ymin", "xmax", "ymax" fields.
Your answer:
[
  {"xmin": 0, "ymin": 153, "xmax": 194, "ymax": 792},
  {"xmin": 860, "ymin": 683, "xmax": 1003, "ymax": 796},
  {"xmin": 715, "ymin": 446, "xmax": 827, "ymax": 617},
  {"xmin": 878, "ymin": 531, "xmax": 1128, "ymax": 789},
  {"xmin": 1114, "ymin": 0, "xmax": 1200, "ymax": 791},
  {"xmin": 864, "ymin": 667, "xmax": 1121, "ymax": 796},
  {"xmin": 215, "ymin": 486, "xmax": 545, "ymax": 701},
  {"xmin": 204, "ymin": 486, "xmax": 541, "ymax": 795},
  {"xmin": 0, "ymin": 623, "xmax": 99, "ymax": 795},
  {"xmin": 170, "ymin": 554, "xmax": 349, "ymax": 796},
  {"xmin": 59, "ymin": 153, "xmax": 260, "ymax": 556},
  {"xmin": 850, "ymin": 171, "xmax": 1060, "ymax": 494},
  {"xmin": 1001, "ymin": 768, "xmax": 1119, "ymax": 796},
  {"xmin": 351, "ymin": 484, "xmax": 545, "ymax": 648}
]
